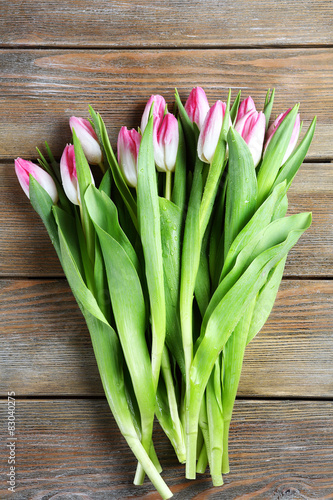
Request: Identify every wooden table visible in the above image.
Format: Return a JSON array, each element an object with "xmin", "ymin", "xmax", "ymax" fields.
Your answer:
[{"xmin": 1, "ymin": 1, "xmax": 333, "ymax": 498}]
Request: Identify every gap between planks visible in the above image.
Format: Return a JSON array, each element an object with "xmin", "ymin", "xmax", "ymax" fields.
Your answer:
[{"xmin": 1, "ymin": 43, "xmax": 333, "ymax": 51}]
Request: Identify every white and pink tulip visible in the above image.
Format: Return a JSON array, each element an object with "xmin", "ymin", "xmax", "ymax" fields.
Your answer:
[
  {"xmin": 235, "ymin": 110, "xmax": 266, "ymax": 167},
  {"xmin": 117, "ymin": 127, "xmax": 141, "ymax": 188},
  {"xmin": 15, "ymin": 158, "xmax": 58, "ymax": 203},
  {"xmin": 69, "ymin": 116, "xmax": 102, "ymax": 165},
  {"xmin": 153, "ymin": 113, "xmax": 179, "ymax": 172},
  {"xmin": 197, "ymin": 100, "xmax": 227, "ymax": 164},
  {"xmin": 60, "ymin": 144, "xmax": 94, "ymax": 205},
  {"xmin": 140, "ymin": 94, "xmax": 167, "ymax": 134},
  {"xmin": 185, "ymin": 87, "xmax": 210, "ymax": 131}
]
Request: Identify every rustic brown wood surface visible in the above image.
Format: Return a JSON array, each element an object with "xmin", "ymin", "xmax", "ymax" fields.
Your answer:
[
  {"xmin": 0, "ymin": 399, "xmax": 332, "ymax": 499},
  {"xmin": 1, "ymin": 1, "xmax": 333, "ymax": 498},
  {"xmin": 1, "ymin": 0, "xmax": 332, "ymax": 48},
  {"xmin": 1, "ymin": 279, "xmax": 333, "ymax": 398},
  {"xmin": 1, "ymin": 49, "xmax": 332, "ymax": 160}
]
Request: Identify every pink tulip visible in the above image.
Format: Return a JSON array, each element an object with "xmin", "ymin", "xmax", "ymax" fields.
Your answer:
[
  {"xmin": 117, "ymin": 127, "xmax": 141, "ymax": 188},
  {"xmin": 60, "ymin": 144, "xmax": 95, "ymax": 205},
  {"xmin": 264, "ymin": 109, "xmax": 301, "ymax": 164},
  {"xmin": 15, "ymin": 158, "xmax": 58, "ymax": 203},
  {"xmin": 236, "ymin": 96, "xmax": 257, "ymax": 122},
  {"xmin": 235, "ymin": 110, "xmax": 266, "ymax": 167},
  {"xmin": 140, "ymin": 94, "xmax": 166, "ymax": 134},
  {"xmin": 197, "ymin": 100, "xmax": 227, "ymax": 164},
  {"xmin": 69, "ymin": 116, "xmax": 102, "ymax": 165},
  {"xmin": 185, "ymin": 87, "xmax": 210, "ymax": 131},
  {"xmin": 153, "ymin": 113, "xmax": 179, "ymax": 172}
]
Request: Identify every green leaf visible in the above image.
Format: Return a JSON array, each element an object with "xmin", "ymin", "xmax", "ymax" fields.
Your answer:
[
  {"xmin": 99, "ymin": 167, "xmax": 112, "ymax": 197},
  {"xmin": 224, "ymin": 127, "xmax": 258, "ymax": 258},
  {"xmin": 195, "ymin": 224, "xmax": 211, "ymax": 317},
  {"xmin": 137, "ymin": 112, "xmax": 166, "ymax": 391},
  {"xmin": 204, "ymin": 212, "xmax": 312, "ymax": 338},
  {"xmin": 246, "ymin": 255, "xmax": 287, "ymax": 345},
  {"xmin": 272, "ymin": 116, "xmax": 316, "ymax": 191},
  {"xmin": 53, "ymin": 206, "xmax": 108, "ymax": 325},
  {"xmin": 36, "ymin": 147, "xmax": 74, "ymax": 215},
  {"xmin": 222, "ymin": 180, "xmax": 287, "ymax": 280},
  {"xmin": 73, "ymin": 129, "xmax": 95, "ymax": 262},
  {"xmin": 257, "ymin": 103, "xmax": 299, "ymax": 206},
  {"xmin": 85, "ymin": 185, "xmax": 139, "ymax": 272},
  {"xmin": 92, "ymin": 219, "xmax": 156, "ymax": 456},
  {"xmin": 171, "ymin": 117, "xmax": 187, "ymax": 213},
  {"xmin": 180, "ymin": 158, "xmax": 204, "ymax": 379},
  {"xmin": 263, "ymin": 88, "xmax": 275, "ymax": 130},
  {"xmin": 29, "ymin": 176, "xmax": 61, "ymax": 259},
  {"xmin": 187, "ymin": 212, "xmax": 311, "ymax": 452},
  {"xmin": 209, "ymin": 180, "xmax": 227, "ymax": 290},
  {"xmin": 230, "ymin": 90, "xmax": 241, "ymax": 125},
  {"xmin": 89, "ymin": 106, "xmax": 138, "ymax": 229},
  {"xmin": 159, "ymin": 197, "xmax": 185, "ymax": 376},
  {"xmin": 174, "ymin": 88, "xmax": 197, "ymax": 165}
]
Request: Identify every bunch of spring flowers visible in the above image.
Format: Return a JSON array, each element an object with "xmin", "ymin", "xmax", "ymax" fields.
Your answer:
[{"xmin": 15, "ymin": 87, "xmax": 316, "ymax": 498}]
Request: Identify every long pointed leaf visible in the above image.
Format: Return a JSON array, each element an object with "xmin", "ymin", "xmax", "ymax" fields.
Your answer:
[{"xmin": 137, "ymin": 112, "xmax": 166, "ymax": 391}]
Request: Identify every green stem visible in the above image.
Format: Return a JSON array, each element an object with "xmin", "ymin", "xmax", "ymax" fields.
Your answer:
[
  {"xmin": 134, "ymin": 442, "xmax": 162, "ymax": 485},
  {"xmin": 128, "ymin": 437, "xmax": 172, "ymax": 499},
  {"xmin": 180, "ymin": 160, "xmax": 204, "ymax": 384},
  {"xmin": 165, "ymin": 170, "xmax": 172, "ymax": 201},
  {"xmin": 161, "ymin": 347, "xmax": 186, "ymax": 462},
  {"xmin": 196, "ymin": 442, "xmax": 208, "ymax": 474},
  {"xmin": 98, "ymin": 160, "xmax": 106, "ymax": 174},
  {"xmin": 85, "ymin": 314, "xmax": 172, "ymax": 499},
  {"xmin": 222, "ymin": 419, "xmax": 231, "ymax": 474},
  {"xmin": 206, "ymin": 362, "xmax": 223, "ymax": 486}
]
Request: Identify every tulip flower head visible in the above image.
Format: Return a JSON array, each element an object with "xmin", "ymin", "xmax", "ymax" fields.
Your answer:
[
  {"xmin": 140, "ymin": 94, "xmax": 167, "ymax": 134},
  {"xmin": 235, "ymin": 110, "xmax": 266, "ymax": 167},
  {"xmin": 117, "ymin": 127, "xmax": 141, "ymax": 188},
  {"xmin": 236, "ymin": 96, "xmax": 257, "ymax": 122},
  {"xmin": 185, "ymin": 87, "xmax": 210, "ymax": 131},
  {"xmin": 197, "ymin": 100, "xmax": 227, "ymax": 164},
  {"xmin": 153, "ymin": 113, "xmax": 179, "ymax": 172},
  {"xmin": 15, "ymin": 158, "xmax": 58, "ymax": 203},
  {"xmin": 264, "ymin": 109, "xmax": 301, "ymax": 164},
  {"xmin": 69, "ymin": 116, "xmax": 102, "ymax": 165},
  {"xmin": 60, "ymin": 144, "xmax": 95, "ymax": 205}
]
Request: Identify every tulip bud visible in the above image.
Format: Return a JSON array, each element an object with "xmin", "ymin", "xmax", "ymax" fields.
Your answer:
[
  {"xmin": 264, "ymin": 109, "xmax": 301, "ymax": 164},
  {"xmin": 197, "ymin": 100, "xmax": 227, "ymax": 164},
  {"xmin": 140, "ymin": 94, "xmax": 166, "ymax": 134},
  {"xmin": 60, "ymin": 144, "xmax": 95, "ymax": 205},
  {"xmin": 235, "ymin": 110, "xmax": 266, "ymax": 167},
  {"xmin": 69, "ymin": 116, "xmax": 102, "ymax": 165},
  {"xmin": 15, "ymin": 158, "xmax": 58, "ymax": 203},
  {"xmin": 236, "ymin": 96, "xmax": 257, "ymax": 122},
  {"xmin": 184, "ymin": 87, "xmax": 210, "ymax": 131},
  {"xmin": 153, "ymin": 113, "xmax": 179, "ymax": 172},
  {"xmin": 117, "ymin": 127, "xmax": 141, "ymax": 188}
]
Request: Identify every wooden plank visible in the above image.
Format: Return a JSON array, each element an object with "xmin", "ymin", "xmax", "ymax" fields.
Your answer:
[
  {"xmin": 1, "ymin": 1, "xmax": 332, "ymax": 48},
  {"xmin": 0, "ymin": 398, "xmax": 332, "ymax": 498},
  {"xmin": 1, "ymin": 279, "xmax": 332, "ymax": 397},
  {"xmin": 1, "ymin": 163, "xmax": 332, "ymax": 277},
  {"xmin": 0, "ymin": 48, "xmax": 332, "ymax": 160}
]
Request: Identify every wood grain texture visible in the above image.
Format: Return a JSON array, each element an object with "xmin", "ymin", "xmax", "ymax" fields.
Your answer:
[
  {"xmin": 1, "ymin": 163, "xmax": 332, "ymax": 277},
  {"xmin": 1, "ymin": 0, "xmax": 332, "ymax": 48},
  {"xmin": 0, "ymin": 399, "xmax": 332, "ymax": 499},
  {"xmin": 1, "ymin": 279, "xmax": 332, "ymax": 397},
  {"xmin": 0, "ymin": 49, "xmax": 332, "ymax": 160}
]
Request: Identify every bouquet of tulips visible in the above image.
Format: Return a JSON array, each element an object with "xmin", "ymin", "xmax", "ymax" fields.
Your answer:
[{"xmin": 15, "ymin": 87, "xmax": 316, "ymax": 498}]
